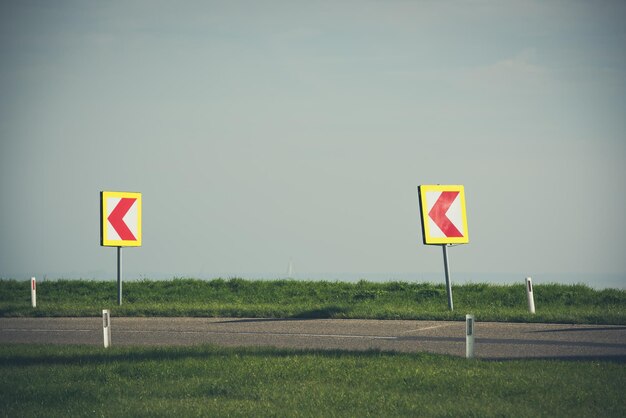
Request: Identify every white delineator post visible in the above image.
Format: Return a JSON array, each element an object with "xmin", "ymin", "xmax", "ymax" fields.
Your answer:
[
  {"xmin": 466, "ymin": 314, "xmax": 475, "ymax": 359},
  {"xmin": 525, "ymin": 277, "xmax": 536, "ymax": 314},
  {"xmin": 102, "ymin": 309, "xmax": 111, "ymax": 348},
  {"xmin": 31, "ymin": 277, "xmax": 36, "ymax": 308}
]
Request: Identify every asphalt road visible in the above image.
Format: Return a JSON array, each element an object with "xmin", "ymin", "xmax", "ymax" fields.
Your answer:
[{"xmin": 2, "ymin": 317, "xmax": 625, "ymax": 360}]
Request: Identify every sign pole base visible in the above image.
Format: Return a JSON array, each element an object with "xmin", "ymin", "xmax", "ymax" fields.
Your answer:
[{"xmin": 442, "ymin": 244, "xmax": 453, "ymax": 311}]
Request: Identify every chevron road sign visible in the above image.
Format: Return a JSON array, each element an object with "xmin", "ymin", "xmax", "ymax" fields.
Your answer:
[
  {"xmin": 100, "ymin": 191, "xmax": 142, "ymax": 247},
  {"xmin": 417, "ymin": 184, "xmax": 469, "ymax": 310},
  {"xmin": 100, "ymin": 190, "xmax": 142, "ymax": 306},
  {"xmin": 418, "ymin": 185, "xmax": 468, "ymax": 245}
]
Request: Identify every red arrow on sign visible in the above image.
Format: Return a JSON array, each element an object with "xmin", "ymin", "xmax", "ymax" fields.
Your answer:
[
  {"xmin": 107, "ymin": 198, "xmax": 137, "ymax": 241},
  {"xmin": 428, "ymin": 191, "xmax": 463, "ymax": 238}
]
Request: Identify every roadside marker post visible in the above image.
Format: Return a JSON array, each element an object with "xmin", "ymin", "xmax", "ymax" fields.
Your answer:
[
  {"xmin": 526, "ymin": 277, "xmax": 536, "ymax": 314},
  {"xmin": 102, "ymin": 310, "xmax": 111, "ymax": 348},
  {"xmin": 418, "ymin": 185, "xmax": 469, "ymax": 311},
  {"xmin": 466, "ymin": 314, "xmax": 475, "ymax": 359},
  {"xmin": 31, "ymin": 277, "xmax": 36, "ymax": 308}
]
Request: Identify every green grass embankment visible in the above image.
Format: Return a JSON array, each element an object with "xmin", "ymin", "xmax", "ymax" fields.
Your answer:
[
  {"xmin": 0, "ymin": 344, "xmax": 624, "ymax": 417},
  {"xmin": 1, "ymin": 278, "xmax": 624, "ymax": 324}
]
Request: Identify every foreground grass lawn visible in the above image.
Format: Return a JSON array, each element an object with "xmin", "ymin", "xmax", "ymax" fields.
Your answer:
[
  {"xmin": 0, "ymin": 344, "xmax": 623, "ymax": 417},
  {"xmin": 1, "ymin": 278, "xmax": 625, "ymax": 324}
]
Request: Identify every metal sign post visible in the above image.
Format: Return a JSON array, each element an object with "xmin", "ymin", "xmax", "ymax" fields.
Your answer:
[
  {"xmin": 442, "ymin": 245, "xmax": 453, "ymax": 310},
  {"xmin": 117, "ymin": 247, "xmax": 122, "ymax": 306}
]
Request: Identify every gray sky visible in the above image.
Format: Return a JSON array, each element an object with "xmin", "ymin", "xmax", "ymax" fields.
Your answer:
[{"xmin": 1, "ymin": 1, "xmax": 625, "ymax": 287}]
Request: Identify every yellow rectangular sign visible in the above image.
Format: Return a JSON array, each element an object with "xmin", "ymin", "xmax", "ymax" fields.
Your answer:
[
  {"xmin": 100, "ymin": 191, "xmax": 142, "ymax": 247},
  {"xmin": 418, "ymin": 185, "xmax": 469, "ymax": 245}
]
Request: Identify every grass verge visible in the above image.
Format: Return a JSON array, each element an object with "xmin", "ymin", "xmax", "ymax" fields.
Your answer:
[
  {"xmin": 1, "ymin": 278, "xmax": 624, "ymax": 324},
  {"xmin": 0, "ymin": 344, "xmax": 624, "ymax": 417}
]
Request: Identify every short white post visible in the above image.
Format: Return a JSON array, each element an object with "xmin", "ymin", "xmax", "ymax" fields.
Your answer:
[
  {"xmin": 525, "ymin": 277, "xmax": 536, "ymax": 314},
  {"xmin": 466, "ymin": 314, "xmax": 475, "ymax": 359},
  {"xmin": 102, "ymin": 309, "xmax": 111, "ymax": 348},
  {"xmin": 31, "ymin": 277, "xmax": 36, "ymax": 308}
]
